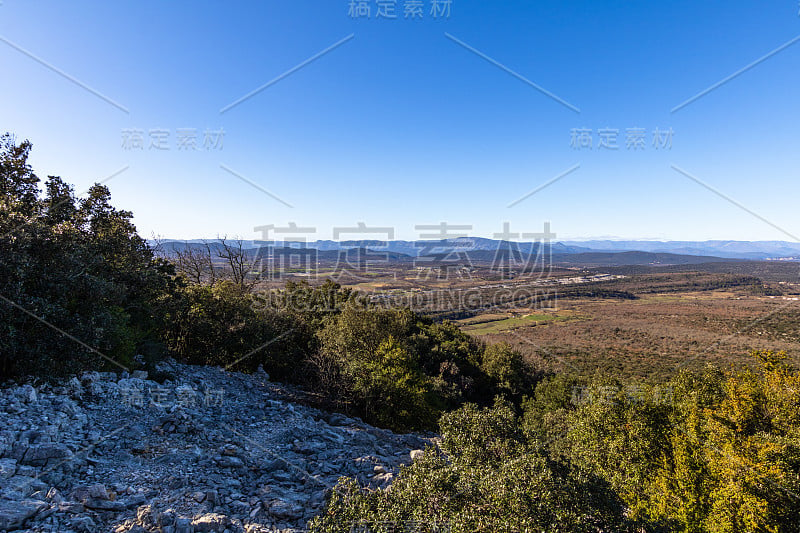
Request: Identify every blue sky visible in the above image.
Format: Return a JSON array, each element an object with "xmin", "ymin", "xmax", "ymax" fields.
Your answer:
[{"xmin": 1, "ymin": 0, "xmax": 799, "ymax": 241}]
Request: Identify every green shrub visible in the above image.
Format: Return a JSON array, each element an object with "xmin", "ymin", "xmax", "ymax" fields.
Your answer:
[
  {"xmin": 480, "ymin": 342, "xmax": 536, "ymax": 399},
  {"xmin": 353, "ymin": 338, "xmax": 439, "ymax": 431},
  {"xmin": 311, "ymin": 301, "xmax": 525, "ymax": 431},
  {"xmin": 309, "ymin": 400, "xmax": 628, "ymax": 533},
  {"xmin": 163, "ymin": 281, "xmax": 300, "ymax": 377}
]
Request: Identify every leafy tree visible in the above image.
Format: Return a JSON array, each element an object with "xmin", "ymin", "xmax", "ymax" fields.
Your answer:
[
  {"xmin": 699, "ymin": 351, "xmax": 800, "ymax": 532},
  {"xmin": 312, "ymin": 301, "xmax": 527, "ymax": 431},
  {"xmin": 0, "ymin": 134, "xmax": 175, "ymax": 379},
  {"xmin": 312, "ymin": 301, "xmax": 425, "ymax": 425},
  {"xmin": 408, "ymin": 320, "xmax": 494, "ymax": 408},
  {"xmin": 521, "ymin": 372, "xmax": 584, "ymax": 443},
  {"xmin": 0, "ymin": 134, "xmax": 38, "ymax": 210}
]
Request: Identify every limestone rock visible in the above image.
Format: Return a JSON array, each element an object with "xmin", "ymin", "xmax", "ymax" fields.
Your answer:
[
  {"xmin": 0, "ymin": 360, "xmax": 437, "ymax": 532},
  {"xmin": 0, "ymin": 499, "xmax": 46, "ymax": 530},
  {"xmin": 0, "ymin": 458, "xmax": 17, "ymax": 479},
  {"xmin": 190, "ymin": 512, "xmax": 231, "ymax": 532}
]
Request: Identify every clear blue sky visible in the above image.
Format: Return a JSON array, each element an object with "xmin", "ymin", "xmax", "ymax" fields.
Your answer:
[{"xmin": 2, "ymin": 0, "xmax": 799, "ymax": 241}]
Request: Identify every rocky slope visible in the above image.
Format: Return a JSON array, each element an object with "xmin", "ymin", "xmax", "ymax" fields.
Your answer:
[{"xmin": 0, "ymin": 360, "xmax": 432, "ymax": 532}]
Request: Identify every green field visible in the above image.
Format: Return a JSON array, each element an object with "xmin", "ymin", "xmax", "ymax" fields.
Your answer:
[{"xmin": 459, "ymin": 313, "xmax": 569, "ymax": 335}]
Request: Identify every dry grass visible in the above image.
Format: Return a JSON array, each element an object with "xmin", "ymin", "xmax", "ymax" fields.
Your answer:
[{"xmin": 468, "ymin": 289, "xmax": 800, "ymax": 381}]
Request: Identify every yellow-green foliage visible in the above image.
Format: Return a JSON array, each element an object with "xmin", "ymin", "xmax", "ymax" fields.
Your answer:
[
  {"xmin": 310, "ymin": 353, "xmax": 800, "ymax": 532},
  {"xmin": 561, "ymin": 351, "xmax": 800, "ymax": 532}
]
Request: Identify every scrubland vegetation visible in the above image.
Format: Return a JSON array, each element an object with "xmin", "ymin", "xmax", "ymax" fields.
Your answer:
[
  {"xmin": 3, "ymin": 135, "xmax": 800, "ymax": 531},
  {"xmin": 311, "ymin": 351, "xmax": 800, "ymax": 532}
]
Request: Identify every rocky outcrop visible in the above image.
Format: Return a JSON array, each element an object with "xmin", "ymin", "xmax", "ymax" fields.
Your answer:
[{"xmin": 0, "ymin": 361, "xmax": 433, "ymax": 532}]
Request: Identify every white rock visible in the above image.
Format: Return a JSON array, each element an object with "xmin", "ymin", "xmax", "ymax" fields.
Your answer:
[{"xmin": 0, "ymin": 458, "xmax": 17, "ymax": 479}]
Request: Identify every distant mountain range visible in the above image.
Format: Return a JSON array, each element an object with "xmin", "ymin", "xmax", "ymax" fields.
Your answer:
[
  {"xmin": 153, "ymin": 238, "xmax": 800, "ymax": 262},
  {"xmin": 559, "ymin": 240, "xmax": 800, "ymax": 260}
]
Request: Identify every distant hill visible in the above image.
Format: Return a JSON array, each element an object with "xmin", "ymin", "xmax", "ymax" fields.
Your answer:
[
  {"xmin": 153, "ymin": 239, "xmax": 749, "ymax": 267},
  {"xmin": 550, "ymin": 251, "xmax": 741, "ymax": 267},
  {"xmin": 560, "ymin": 240, "xmax": 800, "ymax": 260},
  {"xmin": 153, "ymin": 238, "xmax": 800, "ymax": 260},
  {"xmin": 260, "ymin": 238, "xmax": 592, "ymax": 257},
  {"xmin": 153, "ymin": 238, "xmax": 590, "ymax": 258},
  {"xmin": 600, "ymin": 260, "xmax": 800, "ymax": 282}
]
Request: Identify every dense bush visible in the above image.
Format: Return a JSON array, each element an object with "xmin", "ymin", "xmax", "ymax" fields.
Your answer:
[
  {"xmin": 480, "ymin": 341, "xmax": 538, "ymax": 400},
  {"xmin": 308, "ymin": 400, "xmax": 629, "ymax": 532},
  {"xmin": 310, "ymin": 300, "xmax": 539, "ymax": 430},
  {"xmin": 521, "ymin": 372, "xmax": 587, "ymax": 443},
  {"xmin": 0, "ymin": 134, "xmax": 176, "ymax": 379},
  {"xmin": 348, "ymin": 337, "xmax": 439, "ymax": 430},
  {"xmin": 161, "ymin": 281, "xmax": 301, "ymax": 377}
]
